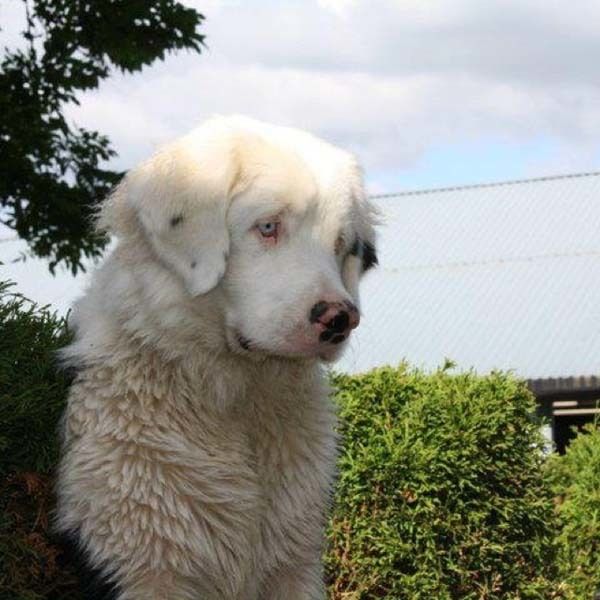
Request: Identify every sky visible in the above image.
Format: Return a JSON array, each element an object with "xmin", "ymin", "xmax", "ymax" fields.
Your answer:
[{"xmin": 3, "ymin": 0, "xmax": 600, "ymax": 193}]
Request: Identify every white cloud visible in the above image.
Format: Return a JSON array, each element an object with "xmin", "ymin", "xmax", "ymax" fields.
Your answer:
[
  {"xmin": 0, "ymin": 1, "xmax": 27, "ymax": 50},
  {"xmin": 6, "ymin": 0, "xmax": 600, "ymax": 182},
  {"xmin": 65, "ymin": 59, "xmax": 600, "ymax": 177}
]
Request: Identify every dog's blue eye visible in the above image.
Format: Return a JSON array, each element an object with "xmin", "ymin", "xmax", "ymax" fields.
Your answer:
[{"xmin": 257, "ymin": 221, "xmax": 279, "ymax": 238}]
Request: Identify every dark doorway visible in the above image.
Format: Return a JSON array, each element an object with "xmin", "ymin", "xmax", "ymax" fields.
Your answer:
[{"xmin": 553, "ymin": 413, "xmax": 595, "ymax": 454}]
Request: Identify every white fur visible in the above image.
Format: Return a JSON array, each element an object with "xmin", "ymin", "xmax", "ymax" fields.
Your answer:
[{"xmin": 56, "ymin": 116, "xmax": 377, "ymax": 599}]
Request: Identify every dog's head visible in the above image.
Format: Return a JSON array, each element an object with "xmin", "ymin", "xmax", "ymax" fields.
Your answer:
[{"xmin": 102, "ymin": 116, "xmax": 378, "ymax": 362}]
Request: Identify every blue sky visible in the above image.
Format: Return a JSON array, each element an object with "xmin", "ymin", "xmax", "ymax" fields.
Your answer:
[{"xmin": 372, "ymin": 137, "xmax": 587, "ymax": 192}]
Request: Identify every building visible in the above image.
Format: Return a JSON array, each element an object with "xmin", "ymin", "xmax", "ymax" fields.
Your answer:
[{"xmin": 339, "ymin": 172, "xmax": 600, "ymax": 452}]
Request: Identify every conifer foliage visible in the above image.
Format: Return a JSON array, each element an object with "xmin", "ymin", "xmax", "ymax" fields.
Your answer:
[
  {"xmin": 548, "ymin": 423, "xmax": 600, "ymax": 599},
  {"xmin": 326, "ymin": 365, "xmax": 568, "ymax": 599},
  {"xmin": 0, "ymin": 281, "xmax": 78, "ymax": 598}
]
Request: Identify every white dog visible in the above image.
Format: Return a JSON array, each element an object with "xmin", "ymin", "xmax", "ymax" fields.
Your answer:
[{"xmin": 56, "ymin": 116, "xmax": 377, "ymax": 600}]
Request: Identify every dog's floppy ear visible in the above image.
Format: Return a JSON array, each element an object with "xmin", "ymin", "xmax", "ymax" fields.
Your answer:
[{"xmin": 121, "ymin": 132, "xmax": 248, "ymax": 296}]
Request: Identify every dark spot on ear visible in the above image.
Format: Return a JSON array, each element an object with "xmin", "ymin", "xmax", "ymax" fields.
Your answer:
[
  {"xmin": 190, "ymin": 261, "xmax": 197, "ymax": 269},
  {"xmin": 170, "ymin": 214, "xmax": 184, "ymax": 227},
  {"xmin": 350, "ymin": 237, "xmax": 378, "ymax": 271}
]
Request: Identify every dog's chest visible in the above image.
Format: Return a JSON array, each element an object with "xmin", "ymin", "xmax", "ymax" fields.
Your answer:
[
  {"xmin": 240, "ymin": 380, "xmax": 336, "ymax": 482},
  {"xmin": 235, "ymin": 384, "xmax": 338, "ymax": 569}
]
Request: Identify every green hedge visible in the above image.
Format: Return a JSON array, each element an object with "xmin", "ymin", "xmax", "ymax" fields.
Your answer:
[
  {"xmin": 548, "ymin": 422, "xmax": 600, "ymax": 599},
  {"xmin": 0, "ymin": 281, "xmax": 80, "ymax": 600},
  {"xmin": 0, "ymin": 282, "xmax": 72, "ymax": 479},
  {"xmin": 326, "ymin": 365, "xmax": 568, "ymax": 599},
  {"xmin": 1, "ymin": 283, "xmax": 599, "ymax": 599}
]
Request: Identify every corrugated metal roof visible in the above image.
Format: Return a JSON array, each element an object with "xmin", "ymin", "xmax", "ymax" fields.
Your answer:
[
  {"xmin": 2, "ymin": 172, "xmax": 600, "ymax": 383},
  {"xmin": 338, "ymin": 172, "xmax": 600, "ymax": 381}
]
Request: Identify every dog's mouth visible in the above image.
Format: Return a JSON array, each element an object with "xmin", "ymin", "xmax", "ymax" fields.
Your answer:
[
  {"xmin": 226, "ymin": 328, "xmax": 259, "ymax": 355},
  {"xmin": 237, "ymin": 334, "xmax": 252, "ymax": 351},
  {"xmin": 228, "ymin": 328, "xmax": 346, "ymax": 363}
]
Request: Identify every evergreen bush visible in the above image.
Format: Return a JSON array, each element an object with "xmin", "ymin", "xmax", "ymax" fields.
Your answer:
[
  {"xmin": 548, "ymin": 422, "xmax": 600, "ymax": 599},
  {"xmin": 0, "ymin": 281, "xmax": 79, "ymax": 599},
  {"xmin": 325, "ymin": 364, "xmax": 567, "ymax": 599}
]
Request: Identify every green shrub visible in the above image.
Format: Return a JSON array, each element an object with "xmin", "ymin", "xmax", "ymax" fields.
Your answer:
[
  {"xmin": 0, "ymin": 282, "xmax": 72, "ymax": 478},
  {"xmin": 0, "ymin": 281, "xmax": 79, "ymax": 599},
  {"xmin": 326, "ymin": 363, "xmax": 566, "ymax": 600},
  {"xmin": 548, "ymin": 422, "xmax": 600, "ymax": 599}
]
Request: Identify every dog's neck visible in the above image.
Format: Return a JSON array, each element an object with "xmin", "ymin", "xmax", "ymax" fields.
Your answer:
[{"xmin": 61, "ymin": 243, "xmax": 324, "ymax": 411}]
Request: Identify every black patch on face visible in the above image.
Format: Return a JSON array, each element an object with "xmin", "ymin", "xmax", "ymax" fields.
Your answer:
[
  {"xmin": 331, "ymin": 333, "xmax": 346, "ymax": 344},
  {"xmin": 170, "ymin": 214, "xmax": 184, "ymax": 227},
  {"xmin": 362, "ymin": 240, "xmax": 378, "ymax": 271},
  {"xmin": 190, "ymin": 260, "xmax": 197, "ymax": 269},
  {"xmin": 350, "ymin": 237, "xmax": 378, "ymax": 272}
]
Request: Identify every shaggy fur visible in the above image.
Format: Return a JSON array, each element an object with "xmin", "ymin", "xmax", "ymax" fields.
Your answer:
[{"xmin": 56, "ymin": 116, "xmax": 377, "ymax": 599}]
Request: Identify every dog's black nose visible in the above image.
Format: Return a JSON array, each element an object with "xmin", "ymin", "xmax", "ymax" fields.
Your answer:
[
  {"xmin": 319, "ymin": 309, "xmax": 350, "ymax": 344},
  {"xmin": 309, "ymin": 301, "xmax": 329, "ymax": 323},
  {"xmin": 328, "ymin": 310, "xmax": 349, "ymax": 334},
  {"xmin": 311, "ymin": 300, "xmax": 360, "ymax": 345}
]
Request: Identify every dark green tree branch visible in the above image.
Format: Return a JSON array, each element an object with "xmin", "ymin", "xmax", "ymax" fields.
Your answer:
[{"xmin": 0, "ymin": 0, "xmax": 205, "ymax": 273}]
